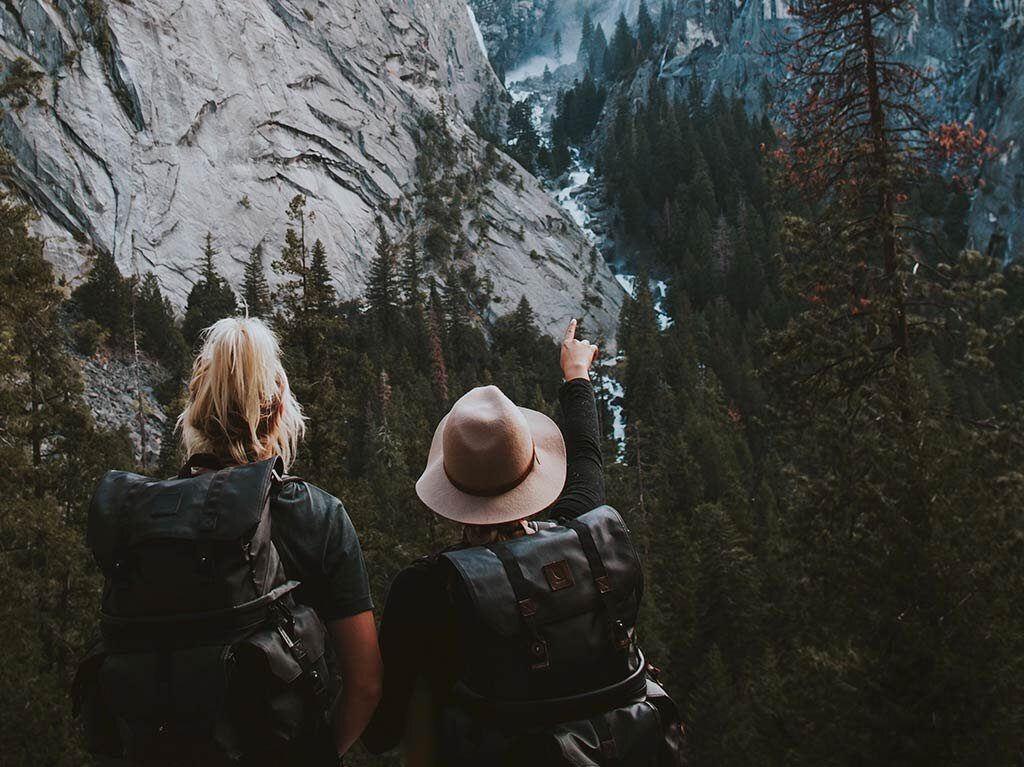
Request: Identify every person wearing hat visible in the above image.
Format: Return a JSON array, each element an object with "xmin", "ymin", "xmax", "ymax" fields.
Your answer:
[{"xmin": 362, "ymin": 318, "xmax": 604, "ymax": 764}]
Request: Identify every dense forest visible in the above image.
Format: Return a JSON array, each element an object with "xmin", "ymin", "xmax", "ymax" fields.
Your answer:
[{"xmin": 2, "ymin": 0, "xmax": 1023, "ymax": 765}]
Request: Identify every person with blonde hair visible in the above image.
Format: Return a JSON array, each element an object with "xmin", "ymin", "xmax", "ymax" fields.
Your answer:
[{"xmin": 76, "ymin": 316, "xmax": 381, "ymax": 766}]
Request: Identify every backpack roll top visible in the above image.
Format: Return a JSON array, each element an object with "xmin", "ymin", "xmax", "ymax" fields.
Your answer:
[
  {"xmin": 442, "ymin": 506, "xmax": 644, "ymax": 704},
  {"xmin": 88, "ymin": 457, "xmax": 285, "ymax": 623}
]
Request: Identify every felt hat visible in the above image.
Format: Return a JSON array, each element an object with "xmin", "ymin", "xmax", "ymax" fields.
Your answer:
[{"xmin": 415, "ymin": 385, "xmax": 567, "ymax": 525}]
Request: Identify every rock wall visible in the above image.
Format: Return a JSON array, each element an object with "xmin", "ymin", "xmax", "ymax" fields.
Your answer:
[{"xmin": 0, "ymin": 0, "xmax": 624, "ymax": 340}]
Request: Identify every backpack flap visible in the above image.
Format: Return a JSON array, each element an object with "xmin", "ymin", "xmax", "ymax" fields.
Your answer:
[
  {"xmin": 88, "ymin": 458, "xmax": 282, "ymax": 574},
  {"xmin": 442, "ymin": 506, "xmax": 642, "ymax": 640},
  {"xmin": 443, "ymin": 507, "xmax": 643, "ymax": 700}
]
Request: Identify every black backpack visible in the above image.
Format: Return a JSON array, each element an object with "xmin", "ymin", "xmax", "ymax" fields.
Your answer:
[
  {"xmin": 72, "ymin": 456, "xmax": 334, "ymax": 764},
  {"xmin": 437, "ymin": 506, "xmax": 686, "ymax": 766}
]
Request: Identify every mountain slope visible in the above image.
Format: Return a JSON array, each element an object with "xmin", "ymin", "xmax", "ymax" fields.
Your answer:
[{"xmin": 0, "ymin": 0, "xmax": 623, "ymax": 338}]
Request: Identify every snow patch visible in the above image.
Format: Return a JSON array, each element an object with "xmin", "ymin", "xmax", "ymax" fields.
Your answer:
[{"xmin": 553, "ymin": 162, "xmax": 596, "ymax": 243}]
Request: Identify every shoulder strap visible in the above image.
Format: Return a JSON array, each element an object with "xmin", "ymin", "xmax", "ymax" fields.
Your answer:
[
  {"xmin": 564, "ymin": 518, "xmax": 632, "ymax": 653},
  {"xmin": 487, "ymin": 542, "xmax": 551, "ymax": 672}
]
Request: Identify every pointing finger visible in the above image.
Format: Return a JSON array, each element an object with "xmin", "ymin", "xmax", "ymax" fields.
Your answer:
[{"xmin": 563, "ymin": 318, "xmax": 578, "ymax": 344}]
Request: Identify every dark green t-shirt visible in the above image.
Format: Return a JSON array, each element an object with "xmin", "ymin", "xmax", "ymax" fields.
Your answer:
[{"xmin": 270, "ymin": 481, "xmax": 373, "ymax": 621}]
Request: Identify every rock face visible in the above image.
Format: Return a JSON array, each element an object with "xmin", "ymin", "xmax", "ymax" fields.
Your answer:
[
  {"xmin": 78, "ymin": 348, "xmax": 166, "ymax": 466},
  {"xmin": 652, "ymin": 0, "xmax": 1024, "ymax": 261},
  {"xmin": 0, "ymin": 0, "xmax": 624, "ymax": 340}
]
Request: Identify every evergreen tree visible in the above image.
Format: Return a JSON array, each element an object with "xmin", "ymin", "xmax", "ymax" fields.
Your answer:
[
  {"xmin": 589, "ymin": 24, "xmax": 608, "ymax": 79},
  {"xmin": 273, "ymin": 195, "xmax": 312, "ymax": 314},
  {"xmin": 308, "ymin": 239, "xmax": 335, "ymax": 314},
  {"xmin": 659, "ymin": 0, "xmax": 673, "ymax": 36},
  {"xmin": 400, "ymin": 231, "xmax": 425, "ymax": 309},
  {"xmin": 506, "ymin": 99, "xmax": 541, "ymax": 173},
  {"xmin": 135, "ymin": 273, "xmax": 188, "ymax": 373},
  {"xmin": 0, "ymin": 191, "xmax": 133, "ymax": 763},
  {"xmin": 366, "ymin": 218, "xmax": 401, "ymax": 328},
  {"xmin": 182, "ymin": 232, "xmax": 238, "ymax": 345},
  {"xmin": 637, "ymin": 1, "xmax": 656, "ymax": 54},
  {"xmin": 577, "ymin": 9, "xmax": 594, "ymax": 65},
  {"xmin": 608, "ymin": 13, "xmax": 635, "ymax": 79},
  {"xmin": 72, "ymin": 248, "xmax": 132, "ymax": 340},
  {"xmin": 242, "ymin": 242, "xmax": 272, "ymax": 317}
]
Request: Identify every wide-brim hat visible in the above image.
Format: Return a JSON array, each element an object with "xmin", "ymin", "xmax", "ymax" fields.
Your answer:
[{"xmin": 415, "ymin": 385, "xmax": 567, "ymax": 525}]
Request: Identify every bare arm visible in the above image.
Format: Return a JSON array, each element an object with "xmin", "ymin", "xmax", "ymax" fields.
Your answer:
[{"xmin": 328, "ymin": 610, "xmax": 383, "ymax": 757}]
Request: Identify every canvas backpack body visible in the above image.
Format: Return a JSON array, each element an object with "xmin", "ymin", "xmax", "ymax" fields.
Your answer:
[
  {"xmin": 72, "ymin": 456, "xmax": 333, "ymax": 763},
  {"xmin": 437, "ymin": 505, "xmax": 686, "ymax": 766}
]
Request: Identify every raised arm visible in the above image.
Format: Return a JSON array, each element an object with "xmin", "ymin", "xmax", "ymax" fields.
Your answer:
[{"xmin": 548, "ymin": 319, "xmax": 604, "ymax": 519}]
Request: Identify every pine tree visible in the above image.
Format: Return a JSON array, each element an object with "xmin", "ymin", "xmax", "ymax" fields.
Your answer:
[
  {"xmin": 182, "ymin": 232, "xmax": 238, "ymax": 345},
  {"xmin": 637, "ymin": 1, "xmax": 656, "ymax": 54},
  {"xmin": 608, "ymin": 13, "xmax": 635, "ymax": 79},
  {"xmin": 619, "ymin": 274, "xmax": 664, "ymax": 431},
  {"xmin": 272, "ymin": 194, "xmax": 312, "ymax": 321},
  {"xmin": 577, "ymin": 9, "xmax": 594, "ymax": 65},
  {"xmin": 242, "ymin": 242, "xmax": 272, "ymax": 317},
  {"xmin": 135, "ymin": 272, "xmax": 188, "ymax": 372},
  {"xmin": 72, "ymin": 248, "xmax": 132, "ymax": 340},
  {"xmin": 589, "ymin": 24, "xmax": 608, "ymax": 79},
  {"xmin": 308, "ymin": 239, "xmax": 335, "ymax": 314},
  {"xmin": 400, "ymin": 231, "xmax": 424, "ymax": 309},
  {"xmin": 366, "ymin": 218, "xmax": 401, "ymax": 326},
  {"xmin": 0, "ymin": 190, "xmax": 133, "ymax": 763},
  {"xmin": 506, "ymin": 99, "xmax": 540, "ymax": 173},
  {"xmin": 659, "ymin": 0, "xmax": 672, "ymax": 36}
]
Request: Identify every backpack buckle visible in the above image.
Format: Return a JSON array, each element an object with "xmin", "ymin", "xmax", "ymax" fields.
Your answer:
[
  {"xmin": 528, "ymin": 638, "xmax": 550, "ymax": 670},
  {"xmin": 517, "ymin": 598, "xmax": 538, "ymax": 619},
  {"xmin": 613, "ymin": 619, "xmax": 632, "ymax": 651}
]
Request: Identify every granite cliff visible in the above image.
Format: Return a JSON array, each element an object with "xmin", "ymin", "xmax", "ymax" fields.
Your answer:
[{"xmin": 0, "ymin": 0, "xmax": 624, "ymax": 338}]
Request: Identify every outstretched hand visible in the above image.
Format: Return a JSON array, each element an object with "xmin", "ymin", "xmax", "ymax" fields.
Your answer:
[{"xmin": 560, "ymin": 318, "xmax": 599, "ymax": 381}]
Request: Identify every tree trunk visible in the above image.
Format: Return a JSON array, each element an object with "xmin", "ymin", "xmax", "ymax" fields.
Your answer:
[{"xmin": 859, "ymin": 0, "xmax": 910, "ymax": 362}]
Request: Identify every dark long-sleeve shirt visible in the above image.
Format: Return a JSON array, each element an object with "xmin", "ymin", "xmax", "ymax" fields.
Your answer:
[{"xmin": 362, "ymin": 378, "xmax": 604, "ymax": 754}]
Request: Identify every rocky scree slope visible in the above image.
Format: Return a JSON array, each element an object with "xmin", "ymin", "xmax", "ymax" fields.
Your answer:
[{"xmin": 0, "ymin": 0, "xmax": 623, "ymax": 339}]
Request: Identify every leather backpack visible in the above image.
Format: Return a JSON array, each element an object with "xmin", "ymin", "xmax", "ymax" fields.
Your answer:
[
  {"xmin": 72, "ymin": 456, "xmax": 333, "ymax": 763},
  {"xmin": 438, "ymin": 506, "xmax": 686, "ymax": 766}
]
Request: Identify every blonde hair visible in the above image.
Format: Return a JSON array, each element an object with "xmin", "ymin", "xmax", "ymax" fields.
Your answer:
[
  {"xmin": 462, "ymin": 520, "xmax": 530, "ymax": 547},
  {"xmin": 178, "ymin": 317, "xmax": 305, "ymax": 470}
]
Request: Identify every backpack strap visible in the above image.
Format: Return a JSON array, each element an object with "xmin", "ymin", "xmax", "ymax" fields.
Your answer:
[
  {"xmin": 269, "ymin": 598, "xmax": 330, "ymax": 714},
  {"xmin": 591, "ymin": 713, "xmax": 621, "ymax": 766},
  {"xmin": 563, "ymin": 518, "xmax": 632, "ymax": 653},
  {"xmin": 486, "ymin": 542, "xmax": 551, "ymax": 672}
]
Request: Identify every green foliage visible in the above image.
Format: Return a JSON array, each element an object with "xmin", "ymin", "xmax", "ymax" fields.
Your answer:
[
  {"xmin": 242, "ymin": 242, "xmax": 273, "ymax": 318},
  {"xmin": 72, "ymin": 248, "xmax": 132, "ymax": 339},
  {"xmin": 607, "ymin": 13, "xmax": 636, "ymax": 79},
  {"xmin": 135, "ymin": 273, "xmax": 189, "ymax": 373},
  {"xmin": 0, "ymin": 190, "xmax": 133, "ymax": 763},
  {"xmin": 0, "ymin": 57, "xmax": 43, "ymax": 110},
  {"xmin": 506, "ymin": 99, "xmax": 540, "ymax": 173},
  {"xmin": 591, "ymin": 14, "xmax": 1024, "ymax": 762},
  {"xmin": 182, "ymin": 232, "xmax": 238, "ymax": 345},
  {"xmin": 71, "ymin": 318, "xmax": 107, "ymax": 356},
  {"xmin": 548, "ymin": 72, "xmax": 606, "ymax": 175}
]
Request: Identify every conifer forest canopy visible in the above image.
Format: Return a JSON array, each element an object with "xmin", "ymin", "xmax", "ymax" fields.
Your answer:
[{"xmin": 0, "ymin": 0, "xmax": 1022, "ymax": 764}]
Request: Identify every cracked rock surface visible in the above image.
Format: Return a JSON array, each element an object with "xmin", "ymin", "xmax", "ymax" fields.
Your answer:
[{"xmin": 0, "ymin": 0, "xmax": 623, "ymax": 340}]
